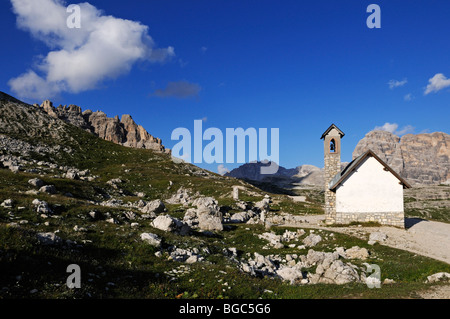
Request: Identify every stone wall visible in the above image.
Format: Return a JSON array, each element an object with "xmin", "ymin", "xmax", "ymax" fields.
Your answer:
[
  {"xmin": 335, "ymin": 212, "xmax": 405, "ymax": 228},
  {"xmin": 324, "ymin": 152, "xmax": 340, "ymax": 224}
]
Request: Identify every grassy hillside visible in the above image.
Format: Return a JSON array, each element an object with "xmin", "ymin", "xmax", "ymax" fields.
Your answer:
[{"xmin": 1, "ymin": 95, "xmax": 449, "ymax": 299}]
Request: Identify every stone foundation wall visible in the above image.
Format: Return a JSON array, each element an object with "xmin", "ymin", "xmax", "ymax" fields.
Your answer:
[
  {"xmin": 324, "ymin": 153, "xmax": 340, "ymax": 224},
  {"xmin": 335, "ymin": 211, "xmax": 405, "ymax": 228}
]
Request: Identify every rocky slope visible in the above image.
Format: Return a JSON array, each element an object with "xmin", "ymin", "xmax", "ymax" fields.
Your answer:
[
  {"xmin": 353, "ymin": 130, "xmax": 450, "ymax": 185},
  {"xmin": 36, "ymin": 99, "xmax": 170, "ymax": 154}
]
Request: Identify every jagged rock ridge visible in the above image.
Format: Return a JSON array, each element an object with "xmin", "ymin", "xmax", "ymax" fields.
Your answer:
[
  {"xmin": 353, "ymin": 130, "xmax": 450, "ymax": 185},
  {"xmin": 36, "ymin": 100, "xmax": 170, "ymax": 154}
]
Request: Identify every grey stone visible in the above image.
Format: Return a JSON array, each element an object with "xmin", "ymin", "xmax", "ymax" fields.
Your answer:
[
  {"xmin": 140, "ymin": 199, "xmax": 165, "ymax": 215},
  {"xmin": 140, "ymin": 233, "xmax": 162, "ymax": 248},
  {"xmin": 39, "ymin": 185, "xmax": 56, "ymax": 194},
  {"xmin": 28, "ymin": 178, "xmax": 44, "ymax": 188},
  {"xmin": 368, "ymin": 232, "xmax": 388, "ymax": 245},
  {"xmin": 303, "ymin": 234, "xmax": 322, "ymax": 247},
  {"xmin": 36, "ymin": 232, "xmax": 62, "ymax": 245}
]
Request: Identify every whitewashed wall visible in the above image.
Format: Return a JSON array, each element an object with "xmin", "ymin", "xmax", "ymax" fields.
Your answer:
[{"xmin": 335, "ymin": 156, "xmax": 404, "ymax": 213}]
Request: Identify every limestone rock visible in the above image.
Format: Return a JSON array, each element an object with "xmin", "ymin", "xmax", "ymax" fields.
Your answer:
[
  {"xmin": 353, "ymin": 130, "xmax": 450, "ymax": 185},
  {"xmin": 140, "ymin": 200, "xmax": 165, "ymax": 216},
  {"xmin": 0, "ymin": 199, "xmax": 13, "ymax": 208},
  {"xmin": 37, "ymin": 100, "xmax": 170, "ymax": 154},
  {"xmin": 303, "ymin": 234, "xmax": 322, "ymax": 247},
  {"xmin": 276, "ymin": 267, "xmax": 304, "ymax": 284},
  {"xmin": 368, "ymin": 232, "xmax": 387, "ymax": 245},
  {"xmin": 197, "ymin": 213, "xmax": 223, "ymax": 231},
  {"xmin": 426, "ymin": 272, "xmax": 450, "ymax": 283},
  {"xmin": 140, "ymin": 233, "xmax": 162, "ymax": 248},
  {"xmin": 344, "ymin": 246, "xmax": 369, "ymax": 260},
  {"xmin": 32, "ymin": 199, "xmax": 53, "ymax": 215},
  {"xmin": 230, "ymin": 211, "xmax": 254, "ymax": 223},
  {"xmin": 36, "ymin": 232, "xmax": 62, "ymax": 245},
  {"xmin": 151, "ymin": 215, "xmax": 190, "ymax": 235},
  {"xmin": 39, "ymin": 185, "xmax": 56, "ymax": 194},
  {"xmin": 28, "ymin": 178, "xmax": 45, "ymax": 188}
]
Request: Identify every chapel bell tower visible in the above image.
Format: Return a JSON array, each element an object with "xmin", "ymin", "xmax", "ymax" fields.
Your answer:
[{"xmin": 320, "ymin": 124, "xmax": 345, "ymax": 224}]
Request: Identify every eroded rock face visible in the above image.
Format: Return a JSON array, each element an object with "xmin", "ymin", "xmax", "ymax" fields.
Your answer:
[
  {"xmin": 353, "ymin": 130, "xmax": 450, "ymax": 185},
  {"xmin": 37, "ymin": 100, "xmax": 170, "ymax": 154}
]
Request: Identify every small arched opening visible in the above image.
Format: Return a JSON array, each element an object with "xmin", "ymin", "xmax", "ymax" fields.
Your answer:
[{"xmin": 330, "ymin": 139, "xmax": 336, "ymax": 153}]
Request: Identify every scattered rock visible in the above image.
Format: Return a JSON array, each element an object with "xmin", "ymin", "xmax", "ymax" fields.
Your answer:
[
  {"xmin": 0, "ymin": 199, "xmax": 13, "ymax": 208},
  {"xmin": 344, "ymin": 246, "xmax": 370, "ymax": 260},
  {"xmin": 368, "ymin": 232, "xmax": 388, "ymax": 245},
  {"xmin": 152, "ymin": 215, "xmax": 190, "ymax": 235},
  {"xmin": 168, "ymin": 247, "xmax": 204, "ymax": 263},
  {"xmin": 123, "ymin": 211, "xmax": 137, "ymax": 220},
  {"xmin": 140, "ymin": 233, "xmax": 162, "ymax": 248},
  {"xmin": 230, "ymin": 211, "xmax": 254, "ymax": 223},
  {"xmin": 303, "ymin": 234, "xmax": 322, "ymax": 247},
  {"xmin": 39, "ymin": 185, "xmax": 56, "ymax": 194},
  {"xmin": 64, "ymin": 170, "xmax": 80, "ymax": 180},
  {"xmin": 106, "ymin": 218, "xmax": 117, "ymax": 224},
  {"xmin": 383, "ymin": 278, "xmax": 396, "ymax": 285},
  {"xmin": 140, "ymin": 199, "xmax": 165, "ymax": 216},
  {"xmin": 276, "ymin": 267, "xmax": 304, "ymax": 284},
  {"xmin": 426, "ymin": 272, "xmax": 450, "ymax": 283},
  {"xmin": 73, "ymin": 225, "xmax": 88, "ymax": 232},
  {"xmin": 28, "ymin": 178, "xmax": 44, "ymax": 188},
  {"xmin": 36, "ymin": 232, "xmax": 62, "ymax": 245},
  {"xmin": 32, "ymin": 199, "xmax": 53, "ymax": 215}
]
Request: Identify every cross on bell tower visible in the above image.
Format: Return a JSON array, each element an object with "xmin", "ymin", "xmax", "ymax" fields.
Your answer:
[{"xmin": 320, "ymin": 124, "xmax": 345, "ymax": 224}]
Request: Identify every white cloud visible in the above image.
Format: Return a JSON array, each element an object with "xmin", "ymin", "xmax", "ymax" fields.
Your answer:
[
  {"xmin": 374, "ymin": 122, "xmax": 415, "ymax": 136},
  {"xmin": 404, "ymin": 93, "xmax": 413, "ymax": 101},
  {"xmin": 374, "ymin": 122, "xmax": 398, "ymax": 134},
  {"xmin": 8, "ymin": 0, "xmax": 175, "ymax": 100},
  {"xmin": 217, "ymin": 164, "xmax": 230, "ymax": 176},
  {"xmin": 388, "ymin": 78, "xmax": 407, "ymax": 89},
  {"xmin": 395, "ymin": 125, "xmax": 415, "ymax": 135},
  {"xmin": 424, "ymin": 73, "xmax": 450, "ymax": 95},
  {"xmin": 152, "ymin": 81, "xmax": 201, "ymax": 99}
]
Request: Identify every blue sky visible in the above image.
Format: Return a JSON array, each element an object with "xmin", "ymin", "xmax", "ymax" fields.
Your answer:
[{"xmin": 0, "ymin": 0, "xmax": 449, "ymax": 174}]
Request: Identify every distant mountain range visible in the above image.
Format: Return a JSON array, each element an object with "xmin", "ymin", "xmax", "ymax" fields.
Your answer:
[{"xmin": 226, "ymin": 130, "xmax": 450, "ymax": 187}]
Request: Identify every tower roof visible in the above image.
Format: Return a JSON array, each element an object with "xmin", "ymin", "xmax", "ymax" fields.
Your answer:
[{"xmin": 320, "ymin": 124, "xmax": 345, "ymax": 140}]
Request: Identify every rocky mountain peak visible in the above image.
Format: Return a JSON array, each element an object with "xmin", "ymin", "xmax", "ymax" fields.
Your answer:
[
  {"xmin": 353, "ymin": 129, "xmax": 450, "ymax": 185},
  {"xmin": 34, "ymin": 99, "xmax": 170, "ymax": 154}
]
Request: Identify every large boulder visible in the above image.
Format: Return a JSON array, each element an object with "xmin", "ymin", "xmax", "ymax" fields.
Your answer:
[
  {"xmin": 32, "ymin": 199, "xmax": 53, "ymax": 215},
  {"xmin": 197, "ymin": 213, "xmax": 223, "ymax": 232},
  {"xmin": 140, "ymin": 199, "xmax": 165, "ymax": 216},
  {"xmin": 344, "ymin": 246, "xmax": 370, "ymax": 260},
  {"xmin": 368, "ymin": 232, "xmax": 388, "ymax": 245},
  {"xmin": 140, "ymin": 233, "xmax": 162, "ymax": 248},
  {"xmin": 28, "ymin": 178, "xmax": 45, "ymax": 188},
  {"xmin": 184, "ymin": 196, "xmax": 224, "ymax": 231},
  {"xmin": 230, "ymin": 211, "xmax": 254, "ymax": 223},
  {"xmin": 39, "ymin": 185, "xmax": 56, "ymax": 194},
  {"xmin": 426, "ymin": 272, "xmax": 450, "ymax": 283},
  {"xmin": 36, "ymin": 232, "xmax": 62, "ymax": 245},
  {"xmin": 303, "ymin": 234, "xmax": 322, "ymax": 247},
  {"xmin": 151, "ymin": 215, "xmax": 190, "ymax": 235},
  {"xmin": 276, "ymin": 266, "xmax": 304, "ymax": 284},
  {"xmin": 320, "ymin": 260, "xmax": 360, "ymax": 285},
  {"xmin": 0, "ymin": 199, "xmax": 13, "ymax": 208}
]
